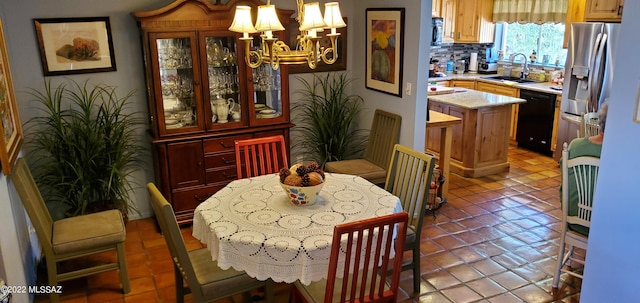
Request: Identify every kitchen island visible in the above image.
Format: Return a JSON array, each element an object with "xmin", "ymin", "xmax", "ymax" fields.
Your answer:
[{"xmin": 427, "ymin": 89, "xmax": 526, "ymax": 178}]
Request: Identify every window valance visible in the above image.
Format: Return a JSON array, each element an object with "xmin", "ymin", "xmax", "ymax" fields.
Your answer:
[{"xmin": 493, "ymin": 0, "xmax": 567, "ymax": 24}]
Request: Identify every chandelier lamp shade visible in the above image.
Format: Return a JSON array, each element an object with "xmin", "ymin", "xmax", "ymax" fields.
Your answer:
[{"xmin": 229, "ymin": 0, "xmax": 346, "ymax": 69}]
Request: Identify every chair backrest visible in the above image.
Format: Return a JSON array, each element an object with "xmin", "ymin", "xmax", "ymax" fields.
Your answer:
[
  {"xmin": 364, "ymin": 110, "xmax": 402, "ymax": 169},
  {"xmin": 10, "ymin": 158, "xmax": 55, "ymax": 256},
  {"xmin": 235, "ymin": 135, "xmax": 288, "ymax": 179},
  {"xmin": 324, "ymin": 212, "xmax": 408, "ymax": 303},
  {"xmin": 582, "ymin": 112, "xmax": 600, "ymax": 137},
  {"xmin": 384, "ymin": 144, "xmax": 436, "ymax": 237},
  {"xmin": 561, "ymin": 143, "xmax": 600, "ymax": 228},
  {"xmin": 147, "ymin": 183, "xmax": 199, "ymax": 291}
]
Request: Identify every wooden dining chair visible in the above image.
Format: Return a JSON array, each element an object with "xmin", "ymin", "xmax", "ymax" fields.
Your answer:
[
  {"xmin": 582, "ymin": 112, "xmax": 601, "ymax": 137},
  {"xmin": 324, "ymin": 109, "xmax": 401, "ymax": 186},
  {"xmin": 293, "ymin": 212, "xmax": 408, "ymax": 303},
  {"xmin": 235, "ymin": 135, "xmax": 288, "ymax": 179},
  {"xmin": 384, "ymin": 144, "xmax": 436, "ymax": 293},
  {"xmin": 552, "ymin": 143, "xmax": 599, "ymax": 288},
  {"xmin": 10, "ymin": 157, "xmax": 130, "ymax": 303},
  {"xmin": 147, "ymin": 183, "xmax": 274, "ymax": 303}
]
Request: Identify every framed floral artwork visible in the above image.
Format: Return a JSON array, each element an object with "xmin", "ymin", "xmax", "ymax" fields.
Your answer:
[
  {"xmin": 365, "ymin": 8, "xmax": 405, "ymax": 97},
  {"xmin": 0, "ymin": 19, "xmax": 24, "ymax": 175},
  {"xmin": 34, "ymin": 17, "xmax": 117, "ymax": 76}
]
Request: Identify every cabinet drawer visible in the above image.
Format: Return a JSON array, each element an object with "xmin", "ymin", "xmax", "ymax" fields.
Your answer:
[
  {"xmin": 206, "ymin": 166, "xmax": 238, "ymax": 184},
  {"xmin": 204, "ymin": 134, "xmax": 252, "ymax": 154},
  {"xmin": 204, "ymin": 151, "xmax": 238, "ymax": 168},
  {"xmin": 476, "ymin": 82, "xmax": 518, "ymax": 97},
  {"xmin": 172, "ymin": 185, "xmax": 222, "ymax": 213}
]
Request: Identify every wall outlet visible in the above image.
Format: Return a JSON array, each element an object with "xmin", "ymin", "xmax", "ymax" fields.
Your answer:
[{"xmin": 405, "ymin": 82, "xmax": 412, "ymax": 95}]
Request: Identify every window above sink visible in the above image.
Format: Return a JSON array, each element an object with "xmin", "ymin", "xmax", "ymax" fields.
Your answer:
[{"xmin": 498, "ymin": 22, "xmax": 567, "ymax": 67}]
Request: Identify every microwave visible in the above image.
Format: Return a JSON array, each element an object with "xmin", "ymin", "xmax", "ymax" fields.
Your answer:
[{"xmin": 432, "ymin": 17, "xmax": 443, "ymax": 46}]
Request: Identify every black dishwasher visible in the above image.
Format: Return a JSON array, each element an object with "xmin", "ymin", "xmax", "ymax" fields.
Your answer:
[{"xmin": 516, "ymin": 89, "xmax": 556, "ymax": 156}]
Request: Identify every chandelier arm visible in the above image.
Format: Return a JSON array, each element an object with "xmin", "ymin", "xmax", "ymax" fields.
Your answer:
[
  {"xmin": 320, "ymin": 35, "xmax": 339, "ymax": 64},
  {"xmin": 241, "ymin": 38, "xmax": 262, "ymax": 68}
]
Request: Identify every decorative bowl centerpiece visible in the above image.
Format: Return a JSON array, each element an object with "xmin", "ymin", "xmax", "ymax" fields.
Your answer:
[{"xmin": 279, "ymin": 162, "xmax": 325, "ymax": 206}]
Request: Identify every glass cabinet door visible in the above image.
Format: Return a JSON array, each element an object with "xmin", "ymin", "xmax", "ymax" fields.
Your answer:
[
  {"xmin": 247, "ymin": 34, "xmax": 289, "ymax": 126},
  {"xmin": 202, "ymin": 34, "xmax": 244, "ymax": 129},
  {"xmin": 152, "ymin": 33, "xmax": 203, "ymax": 135}
]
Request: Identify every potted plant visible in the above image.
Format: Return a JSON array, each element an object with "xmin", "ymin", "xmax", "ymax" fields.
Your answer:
[
  {"xmin": 292, "ymin": 73, "xmax": 367, "ymax": 167},
  {"xmin": 25, "ymin": 79, "xmax": 145, "ymax": 221}
]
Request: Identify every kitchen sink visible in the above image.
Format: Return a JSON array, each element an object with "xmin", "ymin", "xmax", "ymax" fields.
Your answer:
[{"xmin": 482, "ymin": 75, "xmax": 537, "ymax": 84}]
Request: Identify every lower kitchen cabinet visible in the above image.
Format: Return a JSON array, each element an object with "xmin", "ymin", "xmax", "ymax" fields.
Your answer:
[
  {"xmin": 153, "ymin": 127, "xmax": 291, "ymax": 224},
  {"xmin": 450, "ymin": 80, "xmax": 476, "ymax": 89},
  {"xmin": 427, "ymin": 100, "xmax": 512, "ymax": 178}
]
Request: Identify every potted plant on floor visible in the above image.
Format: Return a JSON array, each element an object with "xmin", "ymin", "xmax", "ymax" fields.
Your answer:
[
  {"xmin": 292, "ymin": 73, "xmax": 367, "ymax": 167},
  {"xmin": 25, "ymin": 79, "xmax": 145, "ymax": 221}
]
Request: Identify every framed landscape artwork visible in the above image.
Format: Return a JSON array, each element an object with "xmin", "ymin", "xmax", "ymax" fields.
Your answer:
[
  {"xmin": 34, "ymin": 17, "xmax": 117, "ymax": 76},
  {"xmin": 365, "ymin": 8, "xmax": 405, "ymax": 97},
  {"xmin": 0, "ymin": 19, "xmax": 24, "ymax": 175}
]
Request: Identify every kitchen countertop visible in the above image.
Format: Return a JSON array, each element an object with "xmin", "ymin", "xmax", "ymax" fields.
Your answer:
[
  {"xmin": 428, "ymin": 73, "xmax": 563, "ymax": 96},
  {"xmin": 428, "ymin": 88, "xmax": 526, "ymax": 110}
]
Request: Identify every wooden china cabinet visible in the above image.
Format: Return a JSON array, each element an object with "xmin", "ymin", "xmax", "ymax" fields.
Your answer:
[{"xmin": 134, "ymin": 0, "xmax": 294, "ymax": 224}]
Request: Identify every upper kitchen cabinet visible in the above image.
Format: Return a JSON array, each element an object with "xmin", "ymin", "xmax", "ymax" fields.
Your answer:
[
  {"xmin": 432, "ymin": 0, "xmax": 443, "ymax": 17},
  {"xmin": 443, "ymin": 0, "xmax": 495, "ymax": 43},
  {"xmin": 564, "ymin": 0, "xmax": 586, "ymax": 48},
  {"xmin": 584, "ymin": 0, "xmax": 624, "ymax": 22}
]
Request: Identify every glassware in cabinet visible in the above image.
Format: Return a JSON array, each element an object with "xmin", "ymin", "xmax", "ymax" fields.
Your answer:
[
  {"xmin": 202, "ymin": 34, "xmax": 245, "ymax": 129},
  {"xmin": 247, "ymin": 37, "xmax": 289, "ymax": 126},
  {"xmin": 152, "ymin": 34, "xmax": 204, "ymax": 135}
]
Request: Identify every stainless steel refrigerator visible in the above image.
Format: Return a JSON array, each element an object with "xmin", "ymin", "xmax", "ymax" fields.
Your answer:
[{"xmin": 553, "ymin": 22, "xmax": 620, "ymax": 161}]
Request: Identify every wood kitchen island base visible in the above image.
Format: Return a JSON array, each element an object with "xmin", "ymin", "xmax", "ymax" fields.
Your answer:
[{"xmin": 427, "ymin": 89, "xmax": 525, "ymax": 178}]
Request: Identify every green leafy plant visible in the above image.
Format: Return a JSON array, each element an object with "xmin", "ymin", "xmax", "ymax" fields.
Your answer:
[
  {"xmin": 25, "ymin": 79, "xmax": 145, "ymax": 219},
  {"xmin": 292, "ymin": 73, "xmax": 367, "ymax": 167}
]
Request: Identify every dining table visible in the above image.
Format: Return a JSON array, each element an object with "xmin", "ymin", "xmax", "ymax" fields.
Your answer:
[{"xmin": 192, "ymin": 172, "xmax": 403, "ymax": 285}]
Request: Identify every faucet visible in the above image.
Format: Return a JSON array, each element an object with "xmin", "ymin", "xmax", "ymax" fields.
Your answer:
[{"xmin": 510, "ymin": 53, "xmax": 530, "ymax": 80}]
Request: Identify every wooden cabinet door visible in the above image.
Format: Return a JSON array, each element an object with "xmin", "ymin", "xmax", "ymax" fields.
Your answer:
[
  {"xmin": 432, "ymin": 0, "xmax": 442, "ymax": 17},
  {"xmin": 442, "ymin": 0, "xmax": 456, "ymax": 42},
  {"xmin": 550, "ymin": 96, "xmax": 562, "ymax": 152},
  {"xmin": 167, "ymin": 140, "xmax": 205, "ymax": 189},
  {"xmin": 455, "ymin": 0, "xmax": 481, "ymax": 43},
  {"xmin": 451, "ymin": 80, "xmax": 475, "ymax": 89},
  {"xmin": 585, "ymin": 0, "xmax": 624, "ymax": 21}
]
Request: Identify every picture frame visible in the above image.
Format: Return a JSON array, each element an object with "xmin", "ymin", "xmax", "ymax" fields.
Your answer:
[
  {"xmin": 287, "ymin": 18, "xmax": 348, "ymax": 74},
  {"xmin": 365, "ymin": 8, "xmax": 405, "ymax": 97},
  {"xmin": 0, "ymin": 19, "xmax": 24, "ymax": 175},
  {"xmin": 34, "ymin": 17, "xmax": 117, "ymax": 76}
]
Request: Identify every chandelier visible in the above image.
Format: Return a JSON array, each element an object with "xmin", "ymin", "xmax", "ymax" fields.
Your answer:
[{"xmin": 229, "ymin": 0, "xmax": 346, "ymax": 70}]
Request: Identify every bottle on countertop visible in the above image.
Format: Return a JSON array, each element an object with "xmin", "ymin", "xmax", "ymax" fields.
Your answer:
[{"xmin": 446, "ymin": 55, "xmax": 454, "ymax": 72}]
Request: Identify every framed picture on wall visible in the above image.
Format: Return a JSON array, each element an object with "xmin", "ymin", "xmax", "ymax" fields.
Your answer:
[
  {"xmin": 0, "ymin": 19, "xmax": 24, "ymax": 175},
  {"xmin": 34, "ymin": 17, "xmax": 117, "ymax": 76},
  {"xmin": 365, "ymin": 8, "xmax": 405, "ymax": 97}
]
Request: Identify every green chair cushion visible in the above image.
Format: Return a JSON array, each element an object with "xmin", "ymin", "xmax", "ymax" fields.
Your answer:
[
  {"xmin": 190, "ymin": 248, "xmax": 265, "ymax": 298},
  {"xmin": 324, "ymin": 159, "xmax": 387, "ymax": 184},
  {"xmin": 52, "ymin": 209, "xmax": 125, "ymax": 254}
]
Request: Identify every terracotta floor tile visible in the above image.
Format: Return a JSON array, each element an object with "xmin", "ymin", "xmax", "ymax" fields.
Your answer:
[
  {"xmin": 414, "ymin": 291, "xmax": 453, "ymax": 303},
  {"xmin": 428, "ymin": 251, "xmax": 464, "ymax": 269},
  {"xmin": 487, "ymin": 292, "xmax": 526, "ymax": 303},
  {"xmin": 466, "ymin": 277, "xmax": 507, "ymax": 298},
  {"xmin": 124, "ymin": 291, "xmax": 158, "ymax": 303},
  {"xmin": 450, "ymin": 246, "xmax": 484, "ymax": 264},
  {"xmin": 432, "ymin": 235, "xmax": 467, "ymax": 250},
  {"xmin": 441, "ymin": 285, "xmax": 483, "ymax": 303},
  {"xmin": 489, "ymin": 271, "xmax": 530, "ymax": 290},
  {"xmin": 447, "ymin": 264, "xmax": 484, "ymax": 283},
  {"xmin": 512, "ymin": 283, "xmax": 555, "ymax": 303},
  {"xmin": 423, "ymin": 270, "xmax": 463, "ymax": 290},
  {"xmin": 470, "ymin": 259, "xmax": 507, "ymax": 276}
]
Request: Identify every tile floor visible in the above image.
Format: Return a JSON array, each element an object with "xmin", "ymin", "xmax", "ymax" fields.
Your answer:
[{"xmin": 34, "ymin": 145, "xmax": 583, "ymax": 303}]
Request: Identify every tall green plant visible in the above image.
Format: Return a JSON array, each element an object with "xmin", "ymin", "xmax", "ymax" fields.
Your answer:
[
  {"xmin": 25, "ymin": 79, "xmax": 145, "ymax": 218},
  {"xmin": 292, "ymin": 73, "xmax": 367, "ymax": 167}
]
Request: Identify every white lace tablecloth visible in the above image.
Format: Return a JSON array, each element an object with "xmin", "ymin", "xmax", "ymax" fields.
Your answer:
[{"xmin": 192, "ymin": 173, "xmax": 403, "ymax": 285}]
